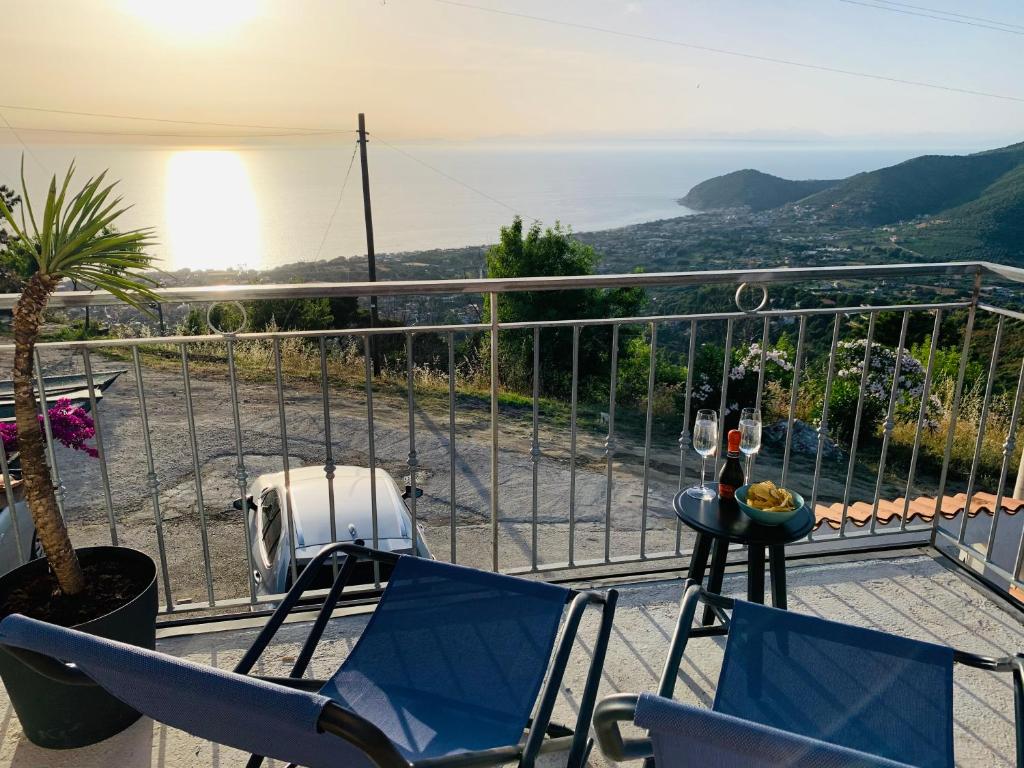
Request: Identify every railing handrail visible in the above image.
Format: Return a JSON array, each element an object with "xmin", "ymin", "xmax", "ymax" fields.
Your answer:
[{"xmin": 0, "ymin": 261, "xmax": 1001, "ymax": 310}]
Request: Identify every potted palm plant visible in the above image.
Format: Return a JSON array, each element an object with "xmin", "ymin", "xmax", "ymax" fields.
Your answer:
[{"xmin": 0, "ymin": 161, "xmax": 161, "ymax": 748}]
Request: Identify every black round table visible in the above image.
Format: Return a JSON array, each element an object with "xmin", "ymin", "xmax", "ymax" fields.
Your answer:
[{"xmin": 673, "ymin": 491, "xmax": 814, "ymax": 624}]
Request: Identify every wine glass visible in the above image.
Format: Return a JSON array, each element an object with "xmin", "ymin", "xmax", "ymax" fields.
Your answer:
[
  {"xmin": 687, "ymin": 409, "xmax": 719, "ymax": 500},
  {"xmin": 739, "ymin": 407, "xmax": 762, "ymax": 478}
]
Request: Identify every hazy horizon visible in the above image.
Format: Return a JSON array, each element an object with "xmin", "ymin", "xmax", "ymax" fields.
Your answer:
[{"xmin": 0, "ymin": 1, "xmax": 1021, "ymax": 144}]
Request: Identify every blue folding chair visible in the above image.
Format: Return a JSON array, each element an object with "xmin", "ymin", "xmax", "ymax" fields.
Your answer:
[
  {"xmin": 595, "ymin": 581, "xmax": 1024, "ymax": 768},
  {"xmin": 0, "ymin": 544, "xmax": 617, "ymax": 768}
]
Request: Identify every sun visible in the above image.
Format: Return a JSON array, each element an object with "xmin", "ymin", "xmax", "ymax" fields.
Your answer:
[{"xmin": 120, "ymin": 0, "xmax": 266, "ymax": 39}]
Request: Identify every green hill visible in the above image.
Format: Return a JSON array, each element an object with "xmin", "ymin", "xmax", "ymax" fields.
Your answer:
[
  {"xmin": 895, "ymin": 162, "xmax": 1024, "ymax": 261},
  {"xmin": 681, "ymin": 141, "xmax": 1024, "ymax": 263},
  {"xmin": 678, "ymin": 169, "xmax": 839, "ymax": 212},
  {"xmin": 794, "ymin": 142, "xmax": 1024, "ymax": 226}
]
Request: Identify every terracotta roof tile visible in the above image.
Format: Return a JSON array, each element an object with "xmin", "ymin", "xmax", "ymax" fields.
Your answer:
[{"xmin": 813, "ymin": 492, "xmax": 1024, "ymax": 531}]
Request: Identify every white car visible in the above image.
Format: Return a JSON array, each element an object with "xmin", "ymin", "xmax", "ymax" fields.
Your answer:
[{"xmin": 235, "ymin": 465, "xmax": 431, "ymax": 596}]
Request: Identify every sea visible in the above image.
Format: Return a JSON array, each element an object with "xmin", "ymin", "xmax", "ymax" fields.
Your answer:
[{"xmin": 0, "ymin": 139, "xmax": 993, "ymax": 273}]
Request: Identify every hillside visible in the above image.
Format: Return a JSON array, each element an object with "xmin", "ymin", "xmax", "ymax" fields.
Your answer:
[
  {"xmin": 678, "ymin": 169, "xmax": 838, "ymax": 212},
  {"xmin": 793, "ymin": 142, "xmax": 1024, "ymax": 226},
  {"xmin": 893, "ymin": 162, "xmax": 1024, "ymax": 261},
  {"xmin": 678, "ymin": 141, "xmax": 1024, "ymax": 263}
]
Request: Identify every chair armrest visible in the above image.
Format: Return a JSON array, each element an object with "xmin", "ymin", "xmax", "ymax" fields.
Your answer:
[
  {"xmin": 658, "ymin": 580, "xmax": 703, "ymax": 698},
  {"xmin": 633, "ymin": 694, "xmax": 918, "ymax": 768},
  {"xmin": 593, "ymin": 694, "xmax": 651, "ymax": 762},
  {"xmin": 318, "ymin": 702, "xmax": 411, "ymax": 768}
]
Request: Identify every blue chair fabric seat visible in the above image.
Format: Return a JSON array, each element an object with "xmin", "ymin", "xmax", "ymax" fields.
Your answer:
[
  {"xmin": 593, "ymin": 583, "xmax": 1022, "ymax": 768},
  {"xmin": 321, "ymin": 555, "xmax": 570, "ymax": 760},
  {"xmin": 0, "ymin": 548, "xmax": 616, "ymax": 768},
  {"xmin": 714, "ymin": 600, "xmax": 954, "ymax": 768},
  {"xmin": 636, "ymin": 692, "xmax": 919, "ymax": 768},
  {"xmin": 0, "ymin": 612, "xmax": 363, "ymax": 768}
]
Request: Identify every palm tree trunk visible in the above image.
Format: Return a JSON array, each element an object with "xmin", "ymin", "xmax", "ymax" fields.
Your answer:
[{"xmin": 12, "ymin": 272, "xmax": 85, "ymax": 595}]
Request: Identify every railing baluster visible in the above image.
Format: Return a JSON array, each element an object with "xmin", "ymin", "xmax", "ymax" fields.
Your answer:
[
  {"xmin": 677, "ymin": 319, "xmax": 697, "ymax": 555},
  {"xmin": 839, "ymin": 312, "xmax": 876, "ymax": 535},
  {"xmin": 604, "ymin": 323, "xmax": 620, "ymax": 564},
  {"xmin": 132, "ymin": 346, "xmax": 174, "ymax": 611},
  {"xmin": 781, "ymin": 316, "xmax": 807, "ymax": 487},
  {"xmin": 568, "ymin": 324, "xmax": 580, "ymax": 567},
  {"xmin": 406, "ymin": 332, "xmax": 419, "ymax": 558},
  {"xmin": 225, "ymin": 339, "xmax": 257, "ymax": 605},
  {"xmin": 900, "ymin": 310, "xmax": 942, "ymax": 531},
  {"xmin": 272, "ymin": 337, "xmax": 298, "ymax": 588},
  {"xmin": 754, "ymin": 316, "xmax": 770, "ymax": 412},
  {"xmin": 717, "ymin": 318, "xmax": 734, "ymax": 464},
  {"xmin": 0, "ymin": 429, "xmax": 24, "ymax": 565},
  {"xmin": 987, "ymin": 352, "xmax": 1024, "ymax": 558},
  {"xmin": 363, "ymin": 334, "xmax": 380, "ymax": 585},
  {"xmin": 82, "ymin": 348, "xmax": 117, "ymax": 547},
  {"xmin": 808, "ymin": 314, "xmax": 843, "ymax": 538},
  {"xmin": 640, "ymin": 322, "xmax": 658, "ymax": 559},
  {"xmin": 448, "ymin": 331, "xmax": 458, "ymax": 565},
  {"xmin": 933, "ymin": 278, "xmax": 979, "ymax": 530},
  {"xmin": 749, "ymin": 315, "xmax": 771, "ymax": 476},
  {"xmin": 489, "ymin": 292, "xmax": 499, "ymax": 572},
  {"xmin": 180, "ymin": 344, "xmax": 215, "ymax": 606},
  {"xmin": 959, "ymin": 317, "xmax": 1003, "ymax": 544},
  {"xmin": 318, "ymin": 337, "xmax": 339, "ymax": 580},
  {"xmin": 530, "ymin": 327, "xmax": 541, "ymax": 570},
  {"xmin": 33, "ymin": 350, "xmax": 66, "ymax": 518},
  {"xmin": 869, "ymin": 312, "xmax": 911, "ymax": 534}
]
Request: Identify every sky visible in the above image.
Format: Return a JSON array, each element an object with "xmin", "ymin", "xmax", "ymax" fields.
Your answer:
[{"xmin": 0, "ymin": 0, "xmax": 1021, "ymax": 144}]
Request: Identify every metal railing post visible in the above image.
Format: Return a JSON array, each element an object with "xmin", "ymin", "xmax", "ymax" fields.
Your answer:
[{"xmin": 490, "ymin": 292, "xmax": 499, "ymax": 572}]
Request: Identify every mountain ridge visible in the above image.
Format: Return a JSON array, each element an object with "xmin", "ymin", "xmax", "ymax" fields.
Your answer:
[
  {"xmin": 678, "ymin": 169, "xmax": 838, "ymax": 212},
  {"xmin": 678, "ymin": 141, "xmax": 1024, "ymax": 260}
]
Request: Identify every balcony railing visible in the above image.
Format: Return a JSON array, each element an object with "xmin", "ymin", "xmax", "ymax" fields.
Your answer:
[{"xmin": 1, "ymin": 260, "xmax": 1022, "ymax": 618}]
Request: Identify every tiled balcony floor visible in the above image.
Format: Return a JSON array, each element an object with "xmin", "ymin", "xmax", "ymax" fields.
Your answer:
[{"xmin": 1, "ymin": 550, "xmax": 1021, "ymax": 767}]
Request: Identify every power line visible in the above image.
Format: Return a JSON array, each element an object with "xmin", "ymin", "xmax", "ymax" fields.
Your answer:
[
  {"xmin": 428, "ymin": 0, "xmax": 1024, "ymax": 103},
  {"xmin": 869, "ymin": 0, "xmax": 1024, "ymax": 31},
  {"xmin": 839, "ymin": 0, "xmax": 1024, "ymax": 36},
  {"xmin": 313, "ymin": 143, "xmax": 360, "ymax": 262},
  {"xmin": 0, "ymin": 109, "xmax": 48, "ymax": 175},
  {"xmin": 0, "ymin": 124, "xmax": 352, "ymax": 140},
  {"xmin": 0, "ymin": 103, "xmax": 352, "ymax": 133},
  {"xmin": 368, "ymin": 131, "xmax": 540, "ymax": 221}
]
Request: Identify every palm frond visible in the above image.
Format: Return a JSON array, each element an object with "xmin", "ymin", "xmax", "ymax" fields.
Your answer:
[
  {"xmin": 12, "ymin": 157, "xmax": 158, "ymax": 308},
  {"xmin": 18, "ymin": 157, "xmax": 39, "ymax": 240}
]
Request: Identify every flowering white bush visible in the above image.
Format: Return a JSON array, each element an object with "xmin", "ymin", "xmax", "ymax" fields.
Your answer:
[
  {"xmin": 832, "ymin": 339, "xmax": 941, "ymax": 428},
  {"xmin": 694, "ymin": 342, "xmax": 795, "ymax": 418}
]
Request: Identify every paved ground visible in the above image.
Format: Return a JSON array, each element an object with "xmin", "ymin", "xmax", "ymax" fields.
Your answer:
[
  {"xmin": 25, "ymin": 349, "xmax": 909, "ymax": 610},
  {"xmin": 1, "ymin": 551, "xmax": 1020, "ymax": 768}
]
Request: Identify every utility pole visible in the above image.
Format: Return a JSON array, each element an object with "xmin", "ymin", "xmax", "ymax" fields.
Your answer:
[{"xmin": 357, "ymin": 113, "xmax": 382, "ymax": 375}]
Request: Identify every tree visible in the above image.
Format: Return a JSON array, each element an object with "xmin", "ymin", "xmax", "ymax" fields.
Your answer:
[
  {"xmin": 245, "ymin": 295, "xmax": 361, "ymax": 332},
  {"xmin": 0, "ymin": 185, "xmax": 32, "ymax": 293},
  {"xmin": 0, "ymin": 161, "xmax": 156, "ymax": 595},
  {"xmin": 485, "ymin": 217, "xmax": 643, "ymax": 398}
]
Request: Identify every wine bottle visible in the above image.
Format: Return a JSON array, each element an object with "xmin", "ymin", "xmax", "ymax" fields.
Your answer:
[{"xmin": 718, "ymin": 429, "xmax": 745, "ymax": 501}]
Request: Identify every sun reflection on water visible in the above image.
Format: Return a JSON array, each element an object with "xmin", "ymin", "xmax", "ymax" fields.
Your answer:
[{"xmin": 165, "ymin": 150, "xmax": 262, "ymax": 271}]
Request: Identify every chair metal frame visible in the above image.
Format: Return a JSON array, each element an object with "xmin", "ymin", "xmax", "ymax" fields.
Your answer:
[
  {"xmin": 594, "ymin": 580, "xmax": 1024, "ymax": 767},
  {"xmin": 7, "ymin": 543, "xmax": 617, "ymax": 768}
]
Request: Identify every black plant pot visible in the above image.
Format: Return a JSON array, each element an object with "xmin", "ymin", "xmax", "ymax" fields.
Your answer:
[{"xmin": 0, "ymin": 546, "xmax": 158, "ymax": 749}]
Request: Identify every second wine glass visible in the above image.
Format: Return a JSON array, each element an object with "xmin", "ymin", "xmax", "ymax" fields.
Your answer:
[{"xmin": 739, "ymin": 407, "xmax": 762, "ymax": 478}]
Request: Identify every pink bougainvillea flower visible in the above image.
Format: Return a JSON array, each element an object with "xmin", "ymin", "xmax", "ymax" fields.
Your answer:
[{"xmin": 1, "ymin": 398, "xmax": 99, "ymax": 458}]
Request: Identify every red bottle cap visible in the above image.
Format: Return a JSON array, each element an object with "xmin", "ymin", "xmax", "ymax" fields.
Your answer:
[{"xmin": 727, "ymin": 429, "xmax": 742, "ymax": 453}]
